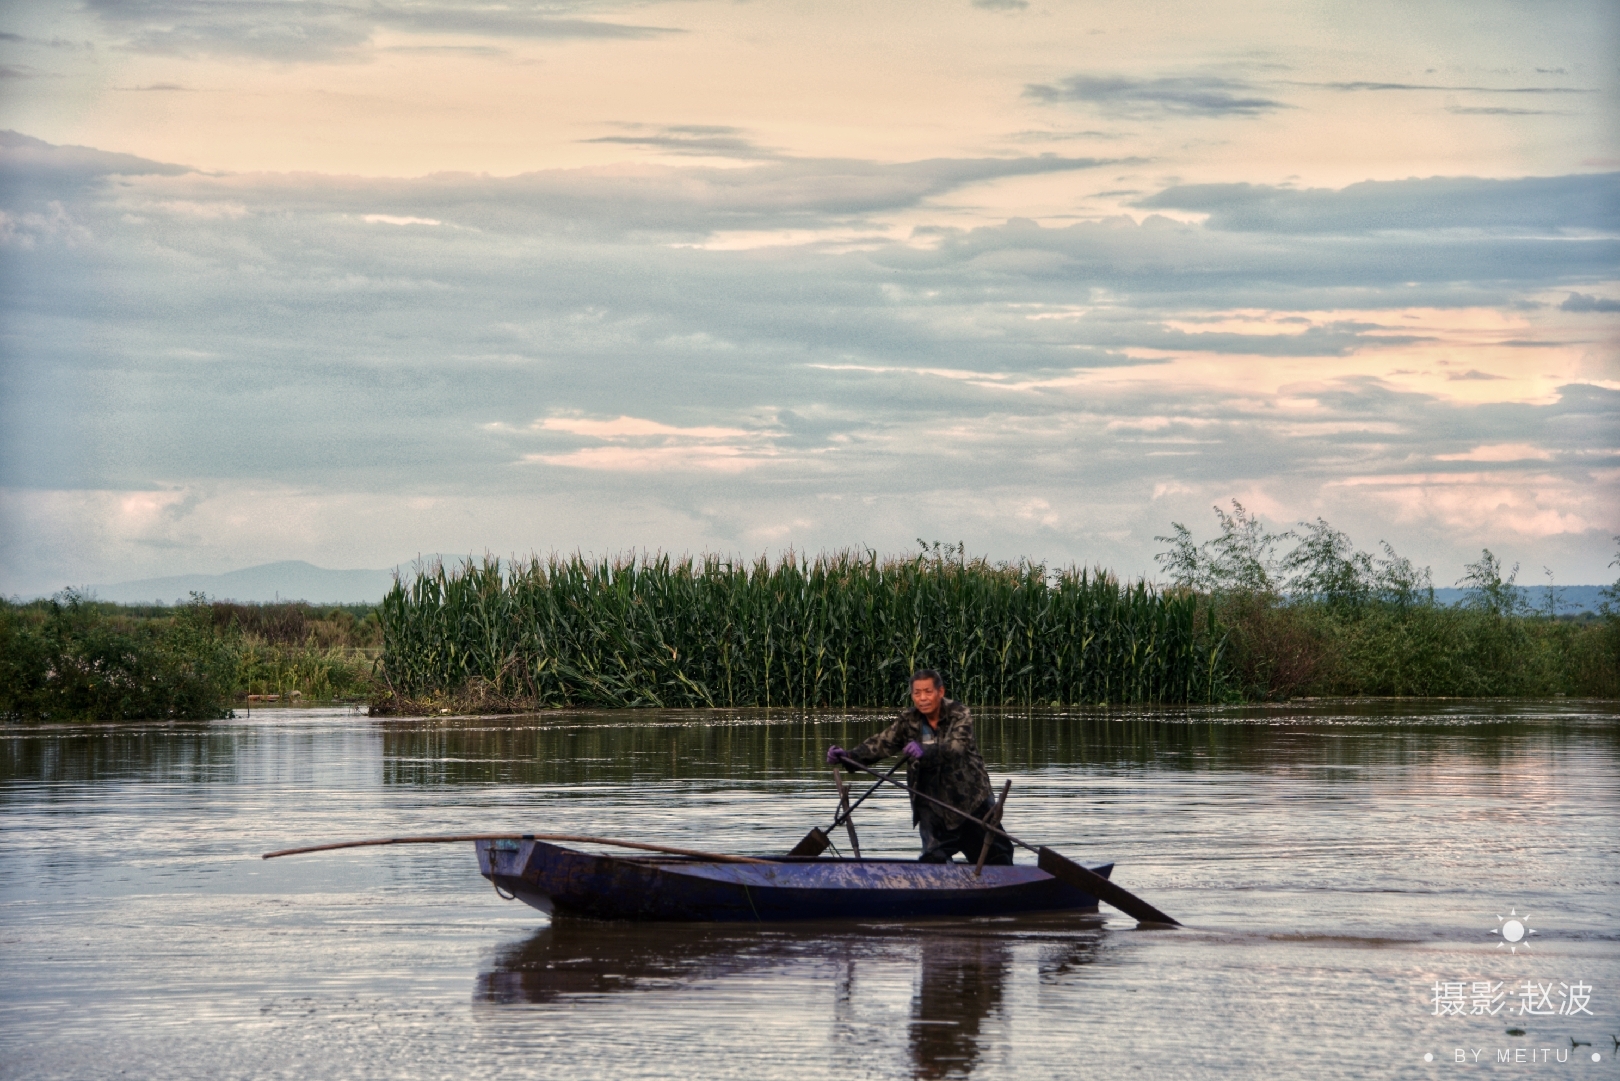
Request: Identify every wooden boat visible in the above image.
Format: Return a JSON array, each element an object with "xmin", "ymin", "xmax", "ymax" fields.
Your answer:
[{"xmin": 476, "ymin": 837, "xmax": 1114, "ymax": 921}]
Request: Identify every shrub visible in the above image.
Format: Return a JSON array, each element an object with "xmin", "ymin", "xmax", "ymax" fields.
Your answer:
[
  {"xmin": 1159, "ymin": 508, "xmax": 1619, "ymax": 700},
  {"xmin": 0, "ymin": 592, "xmax": 239, "ymax": 720}
]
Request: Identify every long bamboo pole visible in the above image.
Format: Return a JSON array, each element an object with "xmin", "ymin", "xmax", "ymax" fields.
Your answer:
[{"xmin": 261, "ymin": 833, "xmax": 771, "ymax": 863}]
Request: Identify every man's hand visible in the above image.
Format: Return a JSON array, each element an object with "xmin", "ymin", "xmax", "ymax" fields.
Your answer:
[
  {"xmin": 903, "ymin": 740, "xmax": 928, "ymax": 760},
  {"xmin": 826, "ymin": 745, "xmax": 848, "ymax": 766}
]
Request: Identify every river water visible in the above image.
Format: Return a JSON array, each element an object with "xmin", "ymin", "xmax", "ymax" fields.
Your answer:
[{"xmin": 2, "ymin": 701, "xmax": 1616, "ymax": 1080}]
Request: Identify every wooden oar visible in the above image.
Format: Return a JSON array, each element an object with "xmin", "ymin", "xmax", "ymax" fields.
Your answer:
[
  {"xmin": 832, "ymin": 765, "xmax": 862, "ymax": 859},
  {"xmin": 262, "ymin": 833, "xmax": 771, "ymax": 864},
  {"xmin": 973, "ymin": 779, "xmax": 1011, "ymax": 877},
  {"xmin": 834, "ymin": 757, "xmax": 1180, "ymax": 927},
  {"xmin": 785, "ymin": 757, "xmax": 907, "ymax": 857}
]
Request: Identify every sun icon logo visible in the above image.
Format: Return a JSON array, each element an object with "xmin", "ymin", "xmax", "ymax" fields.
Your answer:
[{"xmin": 1490, "ymin": 909, "xmax": 1537, "ymax": 953}]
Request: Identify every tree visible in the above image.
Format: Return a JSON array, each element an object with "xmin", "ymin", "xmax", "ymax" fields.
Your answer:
[
  {"xmin": 1282, "ymin": 518, "xmax": 1373, "ymax": 608},
  {"xmin": 1600, "ymin": 537, "xmax": 1620, "ymax": 620},
  {"xmin": 1153, "ymin": 521, "xmax": 1209, "ymax": 591},
  {"xmin": 1457, "ymin": 549, "xmax": 1526, "ymax": 617},
  {"xmin": 1370, "ymin": 541, "xmax": 1434, "ymax": 608},
  {"xmin": 1155, "ymin": 501, "xmax": 1286, "ymax": 595}
]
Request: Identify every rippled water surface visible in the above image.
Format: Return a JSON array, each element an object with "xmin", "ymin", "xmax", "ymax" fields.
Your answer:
[{"xmin": 3, "ymin": 702, "xmax": 1617, "ymax": 1079}]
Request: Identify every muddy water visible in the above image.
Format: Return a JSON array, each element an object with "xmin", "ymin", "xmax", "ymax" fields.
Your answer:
[{"xmin": 1, "ymin": 702, "xmax": 1616, "ymax": 1079}]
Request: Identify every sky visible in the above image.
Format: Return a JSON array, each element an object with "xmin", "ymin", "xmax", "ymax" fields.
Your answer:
[{"xmin": 1, "ymin": 0, "xmax": 1617, "ymax": 596}]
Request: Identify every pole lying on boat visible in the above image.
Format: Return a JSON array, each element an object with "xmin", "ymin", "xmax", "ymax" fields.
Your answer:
[
  {"xmin": 261, "ymin": 833, "xmax": 772, "ymax": 863},
  {"xmin": 833, "ymin": 756, "xmax": 1180, "ymax": 927}
]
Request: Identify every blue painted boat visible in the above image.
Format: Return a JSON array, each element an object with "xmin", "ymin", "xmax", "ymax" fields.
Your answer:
[{"xmin": 476, "ymin": 838, "xmax": 1114, "ymax": 921}]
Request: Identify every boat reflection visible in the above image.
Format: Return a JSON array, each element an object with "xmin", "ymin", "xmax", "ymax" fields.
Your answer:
[
  {"xmin": 478, "ymin": 914, "xmax": 1102, "ymax": 1078},
  {"xmin": 475, "ymin": 917, "xmax": 805, "ymax": 1003}
]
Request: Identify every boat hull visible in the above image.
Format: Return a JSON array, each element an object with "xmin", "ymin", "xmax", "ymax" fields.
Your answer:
[{"xmin": 476, "ymin": 839, "xmax": 1112, "ymax": 922}]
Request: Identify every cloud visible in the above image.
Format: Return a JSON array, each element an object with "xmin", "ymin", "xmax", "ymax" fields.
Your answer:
[
  {"xmin": 0, "ymin": 32, "xmax": 85, "ymax": 49},
  {"xmin": 0, "ymin": 130, "xmax": 192, "ymax": 203},
  {"xmin": 3, "ymin": 134, "xmax": 1617, "ymax": 591},
  {"xmin": 375, "ymin": 4, "xmax": 679, "ymax": 41},
  {"xmin": 581, "ymin": 124, "xmax": 781, "ymax": 160},
  {"xmin": 1446, "ymin": 106, "xmax": 1556, "ymax": 116},
  {"xmin": 360, "ymin": 213, "xmax": 441, "ymax": 225},
  {"xmin": 537, "ymin": 416, "xmax": 752, "ymax": 439},
  {"xmin": 520, "ymin": 414, "xmax": 778, "ymax": 472},
  {"xmin": 972, "ymin": 0, "xmax": 1029, "ymax": 10},
  {"xmin": 1561, "ymin": 291, "xmax": 1620, "ymax": 312},
  {"xmin": 121, "ymin": 82, "xmax": 195, "ymax": 91},
  {"xmin": 82, "ymin": 0, "xmax": 681, "ymax": 62},
  {"xmin": 1136, "ymin": 172, "xmax": 1620, "ymax": 234},
  {"xmin": 1025, "ymin": 75, "xmax": 1289, "ymax": 116},
  {"xmin": 0, "ymin": 64, "xmax": 57, "ymax": 80},
  {"xmin": 1436, "ymin": 443, "xmax": 1553, "ymax": 462},
  {"xmin": 76, "ymin": 151, "xmax": 1122, "ymax": 240},
  {"xmin": 1302, "ymin": 81, "xmax": 1589, "ymax": 95}
]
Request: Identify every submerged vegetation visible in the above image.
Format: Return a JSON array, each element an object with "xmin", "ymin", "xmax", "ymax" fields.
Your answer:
[
  {"xmin": 374, "ymin": 548, "xmax": 1219, "ymax": 712},
  {"xmin": 4, "ymin": 516, "xmax": 1615, "ymax": 720},
  {"xmin": 0, "ymin": 595, "xmax": 379, "ymax": 721}
]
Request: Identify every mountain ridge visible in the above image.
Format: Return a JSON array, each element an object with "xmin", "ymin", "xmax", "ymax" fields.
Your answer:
[{"xmin": 86, "ymin": 560, "xmax": 399, "ymax": 605}]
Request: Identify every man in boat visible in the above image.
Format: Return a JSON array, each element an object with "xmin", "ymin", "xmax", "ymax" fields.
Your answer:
[{"xmin": 826, "ymin": 670, "xmax": 1013, "ymax": 865}]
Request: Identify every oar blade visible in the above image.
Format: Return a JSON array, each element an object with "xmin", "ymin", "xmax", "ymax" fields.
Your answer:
[
  {"xmin": 786, "ymin": 827, "xmax": 830, "ymax": 858},
  {"xmin": 1037, "ymin": 847, "xmax": 1179, "ymax": 927}
]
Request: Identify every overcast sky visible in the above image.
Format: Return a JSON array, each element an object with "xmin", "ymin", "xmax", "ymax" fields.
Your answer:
[{"xmin": 1, "ymin": 0, "xmax": 1617, "ymax": 595}]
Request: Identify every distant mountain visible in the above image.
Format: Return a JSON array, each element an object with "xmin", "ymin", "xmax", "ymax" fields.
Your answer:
[
  {"xmin": 90, "ymin": 561, "xmax": 397, "ymax": 605},
  {"xmin": 1430, "ymin": 585, "xmax": 1609, "ymax": 615}
]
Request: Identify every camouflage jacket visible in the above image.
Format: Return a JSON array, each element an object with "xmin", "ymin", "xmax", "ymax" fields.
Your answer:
[{"xmin": 847, "ymin": 699, "xmax": 992, "ymax": 828}]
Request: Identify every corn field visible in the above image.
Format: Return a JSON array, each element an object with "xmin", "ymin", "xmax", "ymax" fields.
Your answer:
[{"xmin": 377, "ymin": 551, "xmax": 1225, "ymax": 709}]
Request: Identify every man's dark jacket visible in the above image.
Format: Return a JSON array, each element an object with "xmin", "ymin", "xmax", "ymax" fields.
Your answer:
[{"xmin": 846, "ymin": 699, "xmax": 992, "ymax": 829}]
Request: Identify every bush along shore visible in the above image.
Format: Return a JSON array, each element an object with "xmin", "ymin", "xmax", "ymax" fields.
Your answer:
[
  {"xmin": 0, "ymin": 594, "xmax": 380, "ymax": 721},
  {"xmin": 1156, "ymin": 504, "xmax": 1620, "ymax": 700},
  {"xmin": 372, "ymin": 547, "xmax": 1220, "ymax": 713},
  {"xmin": 3, "ymin": 516, "xmax": 1615, "ymax": 720}
]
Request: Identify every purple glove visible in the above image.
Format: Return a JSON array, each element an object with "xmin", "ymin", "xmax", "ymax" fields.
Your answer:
[
  {"xmin": 826, "ymin": 745, "xmax": 848, "ymax": 765},
  {"xmin": 903, "ymin": 740, "xmax": 928, "ymax": 759}
]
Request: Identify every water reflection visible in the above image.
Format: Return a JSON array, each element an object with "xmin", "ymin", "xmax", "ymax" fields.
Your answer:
[
  {"xmin": 375, "ymin": 701, "xmax": 1619, "ymax": 788},
  {"xmin": 475, "ymin": 918, "xmax": 804, "ymax": 1004},
  {"xmin": 4, "ymin": 702, "xmax": 1614, "ymax": 793},
  {"xmin": 477, "ymin": 915, "xmax": 1103, "ymax": 1079},
  {"xmin": 907, "ymin": 934, "xmax": 1009, "ymax": 1079}
]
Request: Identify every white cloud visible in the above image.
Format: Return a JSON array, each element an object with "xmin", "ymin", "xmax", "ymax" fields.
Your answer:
[
  {"xmin": 1436, "ymin": 443, "xmax": 1555, "ymax": 462},
  {"xmin": 361, "ymin": 213, "xmax": 441, "ymax": 226},
  {"xmin": 523, "ymin": 446, "xmax": 770, "ymax": 472},
  {"xmin": 536, "ymin": 415, "xmax": 752, "ymax": 440}
]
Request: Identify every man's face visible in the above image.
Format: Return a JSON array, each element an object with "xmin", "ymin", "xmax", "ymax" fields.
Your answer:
[{"xmin": 911, "ymin": 678, "xmax": 943, "ymax": 717}]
